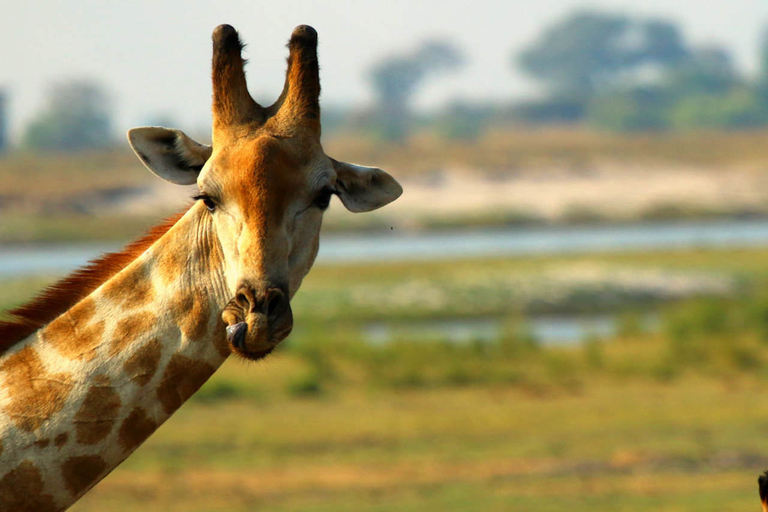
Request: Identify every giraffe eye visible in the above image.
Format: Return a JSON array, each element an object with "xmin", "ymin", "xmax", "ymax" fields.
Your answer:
[
  {"xmin": 313, "ymin": 188, "xmax": 335, "ymax": 210},
  {"xmin": 194, "ymin": 193, "xmax": 217, "ymax": 212}
]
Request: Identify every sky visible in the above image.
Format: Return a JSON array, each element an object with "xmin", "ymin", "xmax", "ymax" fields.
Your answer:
[{"xmin": 1, "ymin": 0, "xmax": 767, "ymax": 141}]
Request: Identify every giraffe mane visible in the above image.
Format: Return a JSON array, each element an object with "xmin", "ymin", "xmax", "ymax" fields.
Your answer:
[{"xmin": 0, "ymin": 210, "xmax": 187, "ymax": 355}]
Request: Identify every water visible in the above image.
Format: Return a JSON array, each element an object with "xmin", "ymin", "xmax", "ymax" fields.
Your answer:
[
  {"xmin": 318, "ymin": 218, "xmax": 768, "ymax": 263},
  {"xmin": 4, "ymin": 218, "xmax": 768, "ymax": 277},
  {"xmin": 0, "ymin": 243, "xmax": 119, "ymax": 277},
  {"xmin": 365, "ymin": 318, "xmax": 502, "ymax": 345},
  {"xmin": 363, "ymin": 314, "xmax": 640, "ymax": 346}
]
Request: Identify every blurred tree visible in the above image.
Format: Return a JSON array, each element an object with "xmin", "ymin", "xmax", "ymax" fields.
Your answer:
[
  {"xmin": 510, "ymin": 96, "xmax": 587, "ymax": 124},
  {"xmin": 757, "ymin": 26, "xmax": 768, "ymax": 104},
  {"xmin": 587, "ymin": 45, "xmax": 743, "ymax": 131},
  {"xmin": 369, "ymin": 40, "xmax": 464, "ymax": 141},
  {"xmin": 669, "ymin": 88, "xmax": 768, "ymax": 129},
  {"xmin": 22, "ymin": 80, "xmax": 113, "ymax": 151},
  {"xmin": 433, "ymin": 100, "xmax": 497, "ymax": 140},
  {"xmin": 0, "ymin": 89, "xmax": 7, "ymax": 152},
  {"xmin": 586, "ymin": 86, "xmax": 672, "ymax": 131},
  {"xmin": 517, "ymin": 11, "xmax": 688, "ymax": 100},
  {"xmin": 514, "ymin": 10, "xmax": 768, "ymax": 131},
  {"xmin": 665, "ymin": 46, "xmax": 738, "ymax": 97}
]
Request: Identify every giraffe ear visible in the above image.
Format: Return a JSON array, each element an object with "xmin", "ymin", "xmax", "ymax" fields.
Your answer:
[
  {"xmin": 331, "ymin": 159, "xmax": 403, "ymax": 213},
  {"xmin": 127, "ymin": 127, "xmax": 212, "ymax": 185}
]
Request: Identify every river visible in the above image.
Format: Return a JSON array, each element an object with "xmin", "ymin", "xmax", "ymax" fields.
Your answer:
[{"xmin": 3, "ymin": 218, "xmax": 768, "ymax": 277}]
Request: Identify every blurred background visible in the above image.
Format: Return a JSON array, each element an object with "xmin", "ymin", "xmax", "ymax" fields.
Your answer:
[{"xmin": 3, "ymin": 1, "xmax": 768, "ymax": 510}]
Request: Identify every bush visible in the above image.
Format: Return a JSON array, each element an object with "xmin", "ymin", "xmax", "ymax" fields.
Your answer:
[
  {"xmin": 194, "ymin": 379, "xmax": 246, "ymax": 404},
  {"xmin": 286, "ymin": 370, "xmax": 323, "ymax": 397},
  {"xmin": 22, "ymin": 81, "xmax": 114, "ymax": 151},
  {"xmin": 669, "ymin": 89, "xmax": 768, "ymax": 129},
  {"xmin": 586, "ymin": 88, "xmax": 671, "ymax": 131}
]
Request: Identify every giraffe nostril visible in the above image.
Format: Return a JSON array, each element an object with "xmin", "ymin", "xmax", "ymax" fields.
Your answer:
[
  {"xmin": 235, "ymin": 285, "xmax": 288, "ymax": 320},
  {"xmin": 235, "ymin": 291, "xmax": 250, "ymax": 311},
  {"xmin": 266, "ymin": 290, "xmax": 285, "ymax": 319}
]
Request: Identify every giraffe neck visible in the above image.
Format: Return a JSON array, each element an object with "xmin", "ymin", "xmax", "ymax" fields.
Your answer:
[{"xmin": 0, "ymin": 204, "xmax": 232, "ymax": 511}]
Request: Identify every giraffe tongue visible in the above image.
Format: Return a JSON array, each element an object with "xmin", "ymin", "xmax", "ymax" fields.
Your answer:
[{"xmin": 226, "ymin": 321, "xmax": 248, "ymax": 349}]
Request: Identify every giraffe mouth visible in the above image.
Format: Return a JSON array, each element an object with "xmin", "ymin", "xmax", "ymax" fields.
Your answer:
[
  {"xmin": 226, "ymin": 322, "xmax": 248, "ymax": 347},
  {"xmin": 221, "ymin": 296, "xmax": 293, "ymax": 360}
]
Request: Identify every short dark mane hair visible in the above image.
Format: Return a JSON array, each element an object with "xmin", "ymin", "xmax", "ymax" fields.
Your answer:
[{"xmin": 0, "ymin": 211, "xmax": 184, "ymax": 355}]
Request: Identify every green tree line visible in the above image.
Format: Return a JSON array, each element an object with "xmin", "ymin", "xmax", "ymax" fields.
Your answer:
[{"xmin": 516, "ymin": 10, "xmax": 768, "ymax": 131}]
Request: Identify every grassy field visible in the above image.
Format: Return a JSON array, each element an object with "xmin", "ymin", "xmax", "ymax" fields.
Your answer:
[
  {"xmin": 69, "ymin": 379, "xmax": 766, "ymax": 512},
  {"xmin": 3, "ymin": 247, "xmax": 768, "ymax": 510}
]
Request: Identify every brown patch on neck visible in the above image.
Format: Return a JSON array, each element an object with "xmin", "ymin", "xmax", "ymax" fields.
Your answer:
[
  {"xmin": 118, "ymin": 407, "xmax": 157, "ymax": 453},
  {"xmin": 43, "ymin": 298, "xmax": 106, "ymax": 361},
  {"xmin": 100, "ymin": 263, "xmax": 155, "ymax": 309},
  {"xmin": 54, "ymin": 432, "xmax": 69, "ymax": 449},
  {"xmin": 33, "ymin": 439, "xmax": 50, "ymax": 449},
  {"xmin": 156, "ymin": 354, "xmax": 216, "ymax": 414},
  {"xmin": 0, "ymin": 346, "xmax": 73, "ymax": 431},
  {"xmin": 61, "ymin": 455, "xmax": 107, "ymax": 497},
  {"xmin": 0, "ymin": 211, "xmax": 185, "ymax": 356},
  {"xmin": 171, "ymin": 294, "xmax": 212, "ymax": 341},
  {"xmin": 123, "ymin": 338, "xmax": 162, "ymax": 386},
  {"xmin": 0, "ymin": 460, "xmax": 58, "ymax": 512},
  {"xmin": 74, "ymin": 375, "xmax": 122, "ymax": 445},
  {"xmin": 110, "ymin": 311, "xmax": 159, "ymax": 357},
  {"xmin": 156, "ymin": 238, "xmax": 186, "ymax": 286}
]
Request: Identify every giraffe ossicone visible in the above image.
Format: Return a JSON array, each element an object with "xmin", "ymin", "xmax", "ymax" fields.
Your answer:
[{"xmin": 0, "ymin": 24, "xmax": 401, "ymax": 511}]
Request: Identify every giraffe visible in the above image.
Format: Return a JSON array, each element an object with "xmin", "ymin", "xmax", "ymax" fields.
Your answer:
[{"xmin": 0, "ymin": 24, "xmax": 402, "ymax": 511}]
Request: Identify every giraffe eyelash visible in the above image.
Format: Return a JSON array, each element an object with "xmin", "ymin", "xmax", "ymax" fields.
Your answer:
[{"xmin": 193, "ymin": 193, "xmax": 217, "ymax": 212}]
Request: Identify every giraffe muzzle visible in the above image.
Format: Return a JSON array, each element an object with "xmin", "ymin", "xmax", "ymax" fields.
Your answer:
[{"xmin": 221, "ymin": 285, "xmax": 293, "ymax": 360}]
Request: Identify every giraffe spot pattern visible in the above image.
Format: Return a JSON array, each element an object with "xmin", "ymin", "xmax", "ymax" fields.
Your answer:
[
  {"xmin": 74, "ymin": 375, "xmax": 121, "ymax": 445},
  {"xmin": 118, "ymin": 407, "xmax": 157, "ymax": 453},
  {"xmin": 110, "ymin": 311, "xmax": 158, "ymax": 357},
  {"xmin": 0, "ymin": 346, "xmax": 73, "ymax": 431},
  {"xmin": 171, "ymin": 294, "xmax": 211, "ymax": 341},
  {"xmin": 33, "ymin": 439, "xmax": 50, "ymax": 449},
  {"xmin": 156, "ymin": 354, "xmax": 215, "ymax": 414},
  {"xmin": 101, "ymin": 264, "xmax": 155, "ymax": 309},
  {"xmin": 156, "ymin": 241, "xmax": 185, "ymax": 286},
  {"xmin": 54, "ymin": 432, "xmax": 69, "ymax": 449},
  {"xmin": 122, "ymin": 337, "xmax": 162, "ymax": 386},
  {"xmin": 44, "ymin": 298, "xmax": 106, "ymax": 361},
  {"xmin": 0, "ymin": 460, "xmax": 58, "ymax": 512},
  {"xmin": 61, "ymin": 455, "xmax": 107, "ymax": 497}
]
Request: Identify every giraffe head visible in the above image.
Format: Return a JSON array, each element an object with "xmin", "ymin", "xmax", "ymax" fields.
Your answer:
[{"xmin": 126, "ymin": 25, "xmax": 402, "ymax": 360}]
